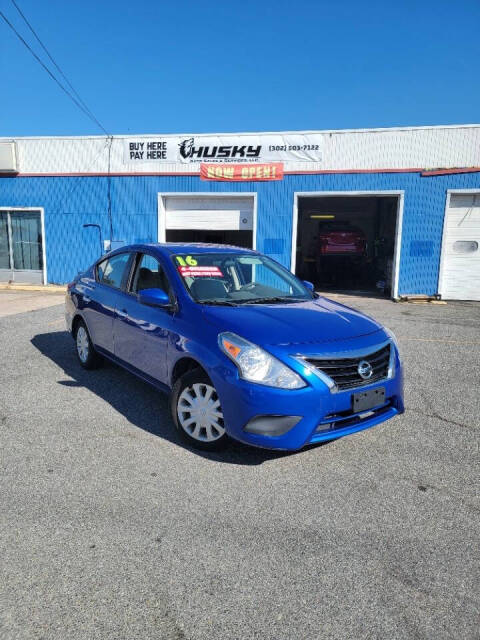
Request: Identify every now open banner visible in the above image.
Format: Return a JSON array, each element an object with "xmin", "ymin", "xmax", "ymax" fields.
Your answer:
[{"xmin": 200, "ymin": 163, "xmax": 284, "ymax": 181}]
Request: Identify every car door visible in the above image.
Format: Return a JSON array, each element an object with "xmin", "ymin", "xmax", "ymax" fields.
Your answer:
[
  {"xmin": 113, "ymin": 252, "xmax": 176, "ymax": 384},
  {"xmin": 81, "ymin": 251, "xmax": 133, "ymax": 354}
]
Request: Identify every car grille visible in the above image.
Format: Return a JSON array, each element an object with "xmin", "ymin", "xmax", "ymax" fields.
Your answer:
[{"xmin": 305, "ymin": 344, "xmax": 391, "ymax": 391}]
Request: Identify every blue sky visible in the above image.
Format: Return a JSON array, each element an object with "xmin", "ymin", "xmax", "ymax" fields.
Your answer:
[{"xmin": 1, "ymin": 0, "xmax": 479, "ymax": 136}]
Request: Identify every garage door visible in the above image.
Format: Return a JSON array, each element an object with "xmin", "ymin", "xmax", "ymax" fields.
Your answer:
[
  {"xmin": 440, "ymin": 193, "xmax": 480, "ymax": 301},
  {"xmin": 164, "ymin": 196, "xmax": 253, "ymax": 231}
]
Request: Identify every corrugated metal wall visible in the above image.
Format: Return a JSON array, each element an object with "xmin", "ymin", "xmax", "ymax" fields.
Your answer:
[{"xmin": 1, "ymin": 171, "xmax": 480, "ymax": 293}]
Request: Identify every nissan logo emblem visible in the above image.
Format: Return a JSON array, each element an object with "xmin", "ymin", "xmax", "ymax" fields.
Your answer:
[{"xmin": 358, "ymin": 360, "xmax": 373, "ymax": 380}]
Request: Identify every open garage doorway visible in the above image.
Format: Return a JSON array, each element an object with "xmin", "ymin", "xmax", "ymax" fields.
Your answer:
[
  {"xmin": 293, "ymin": 192, "xmax": 403, "ymax": 298},
  {"xmin": 158, "ymin": 194, "xmax": 255, "ymax": 249}
]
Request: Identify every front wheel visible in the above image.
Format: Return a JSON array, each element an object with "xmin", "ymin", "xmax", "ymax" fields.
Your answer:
[{"xmin": 171, "ymin": 369, "xmax": 229, "ymax": 451}]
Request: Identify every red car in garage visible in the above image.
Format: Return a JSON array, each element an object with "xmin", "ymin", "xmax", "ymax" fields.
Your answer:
[{"xmin": 318, "ymin": 222, "xmax": 367, "ymax": 256}]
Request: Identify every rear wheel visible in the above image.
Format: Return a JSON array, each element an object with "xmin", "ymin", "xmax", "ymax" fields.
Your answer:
[
  {"xmin": 171, "ymin": 369, "xmax": 229, "ymax": 451},
  {"xmin": 74, "ymin": 320, "xmax": 102, "ymax": 369}
]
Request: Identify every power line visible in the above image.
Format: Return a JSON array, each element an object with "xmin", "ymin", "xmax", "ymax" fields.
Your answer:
[
  {"xmin": 0, "ymin": 7, "xmax": 109, "ymax": 135},
  {"xmin": 10, "ymin": 0, "xmax": 105, "ymax": 132}
]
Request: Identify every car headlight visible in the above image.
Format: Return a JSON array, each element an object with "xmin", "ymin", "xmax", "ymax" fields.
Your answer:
[
  {"xmin": 385, "ymin": 327, "xmax": 399, "ymax": 349},
  {"xmin": 218, "ymin": 332, "xmax": 306, "ymax": 389},
  {"xmin": 384, "ymin": 327, "xmax": 399, "ymax": 378}
]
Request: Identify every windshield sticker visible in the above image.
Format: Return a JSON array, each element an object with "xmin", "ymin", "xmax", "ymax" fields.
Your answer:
[
  {"xmin": 178, "ymin": 265, "xmax": 223, "ymax": 277},
  {"xmin": 176, "ymin": 255, "xmax": 198, "ymax": 266}
]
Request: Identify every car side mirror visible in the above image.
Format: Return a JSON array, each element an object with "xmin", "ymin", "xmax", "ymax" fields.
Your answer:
[
  {"xmin": 138, "ymin": 287, "xmax": 171, "ymax": 307},
  {"xmin": 302, "ymin": 280, "xmax": 315, "ymax": 291}
]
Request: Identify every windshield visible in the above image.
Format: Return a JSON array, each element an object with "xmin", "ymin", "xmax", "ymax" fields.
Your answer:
[{"xmin": 173, "ymin": 253, "xmax": 315, "ymax": 305}]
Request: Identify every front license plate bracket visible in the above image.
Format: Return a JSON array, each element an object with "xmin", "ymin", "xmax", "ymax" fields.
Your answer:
[{"xmin": 352, "ymin": 387, "xmax": 385, "ymax": 412}]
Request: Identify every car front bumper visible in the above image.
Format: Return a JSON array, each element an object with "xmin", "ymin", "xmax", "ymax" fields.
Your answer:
[
  {"xmin": 65, "ymin": 293, "xmax": 75, "ymax": 334},
  {"xmin": 210, "ymin": 341, "xmax": 404, "ymax": 451}
]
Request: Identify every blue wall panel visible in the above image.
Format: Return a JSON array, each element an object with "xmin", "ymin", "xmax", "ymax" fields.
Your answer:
[{"xmin": 1, "ymin": 171, "xmax": 479, "ymax": 293}]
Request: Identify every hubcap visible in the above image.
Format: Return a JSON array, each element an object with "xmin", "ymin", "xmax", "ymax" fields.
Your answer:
[
  {"xmin": 177, "ymin": 383, "xmax": 225, "ymax": 442},
  {"xmin": 76, "ymin": 326, "xmax": 89, "ymax": 363}
]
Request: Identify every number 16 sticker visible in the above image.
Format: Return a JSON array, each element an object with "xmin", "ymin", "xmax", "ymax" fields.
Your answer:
[{"xmin": 176, "ymin": 256, "xmax": 198, "ymax": 266}]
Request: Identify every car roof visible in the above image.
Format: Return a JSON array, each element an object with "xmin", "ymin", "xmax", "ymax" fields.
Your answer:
[{"xmin": 114, "ymin": 242, "xmax": 259, "ymax": 256}]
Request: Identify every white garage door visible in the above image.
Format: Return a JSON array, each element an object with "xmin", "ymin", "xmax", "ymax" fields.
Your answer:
[
  {"xmin": 440, "ymin": 193, "xmax": 480, "ymax": 301},
  {"xmin": 163, "ymin": 196, "xmax": 254, "ymax": 231}
]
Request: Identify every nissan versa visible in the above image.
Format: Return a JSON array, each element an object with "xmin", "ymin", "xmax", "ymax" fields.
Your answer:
[{"xmin": 65, "ymin": 243, "xmax": 404, "ymax": 451}]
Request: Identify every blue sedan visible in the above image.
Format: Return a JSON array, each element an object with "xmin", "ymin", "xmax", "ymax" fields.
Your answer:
[{"xmin": 65, "ymin": 243, "xmax": 404, "ymax": 451}]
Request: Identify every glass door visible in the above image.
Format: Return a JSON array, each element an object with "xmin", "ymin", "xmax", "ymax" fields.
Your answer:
[
  {"xmin": 0, "ymin": 210, "xmax": 44, "ymax": 284},
  {"xmin": 0, "ymin": 212, "xmax": 12, "ymax": 282},
  {"xmin": 0, "ymin": 212, "xmax": 10, "ymax": 269}
]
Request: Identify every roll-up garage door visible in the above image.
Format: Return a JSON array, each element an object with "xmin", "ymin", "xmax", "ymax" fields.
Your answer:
[
  {"xmin": 439, "ymin": 193, "xmax": 480, "ymax": 301},
  {"xmin": 164, "ymin": 196, "xmax": 253, "ymax": 230}
]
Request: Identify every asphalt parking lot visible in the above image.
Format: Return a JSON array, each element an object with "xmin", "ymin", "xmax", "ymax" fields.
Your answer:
[{"xmin": 0, "ymin": 291, "xmax": 479, "ymax": 640}]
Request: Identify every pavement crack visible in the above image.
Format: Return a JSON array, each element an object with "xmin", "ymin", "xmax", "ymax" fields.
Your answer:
[{"xmin": 406, "ymin": 406, "xmax": 478, "ymax": 433}]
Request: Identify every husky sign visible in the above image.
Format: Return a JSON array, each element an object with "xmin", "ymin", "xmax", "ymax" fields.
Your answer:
[
  {"xmin": 179, "ymin": 138, "xmax": 262, "ymax": 162},
  {"xmin": 123, "ymin": 133, "xmax": 323, "ymax": 165}
]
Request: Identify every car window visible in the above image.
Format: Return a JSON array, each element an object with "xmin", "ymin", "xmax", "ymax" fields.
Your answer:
[
  {"xmin": 130, "ymin": 253, "xmax": 172, "ymax": 297},
  {"xmin": 97, "ymin": 253, "xmax": 131, "ymax": 289},
  {"xmin": 173, "ymin": 253, "xmax": 313, "ymax": 304}
]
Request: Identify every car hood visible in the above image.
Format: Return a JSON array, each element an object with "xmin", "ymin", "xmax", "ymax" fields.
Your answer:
[{"xmin": 202, "ymin": 296, "xmax": 384, "ymax": 347}]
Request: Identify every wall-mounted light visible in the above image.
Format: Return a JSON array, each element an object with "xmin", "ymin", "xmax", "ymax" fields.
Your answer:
[
  {"xmin": 83, "ymin": 223, "xmax": 103, "ymax": 255},
  {"xmin": 309, "ymin": 214, "xmax": 335, "ymax": 219}
]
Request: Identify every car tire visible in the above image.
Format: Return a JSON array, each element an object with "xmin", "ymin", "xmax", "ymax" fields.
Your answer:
[
  {"xmin": 171, "ymin": 369, "xmax": 229, "ymax": 451},
  {"xmin": 74, "ymin": 320, "xmax": 102, "ymax": 370}
]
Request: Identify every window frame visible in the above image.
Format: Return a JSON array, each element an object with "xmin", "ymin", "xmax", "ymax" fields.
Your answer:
[
  {"xmin": 126, "ymin": 251, "xmax": 175, "ymax": 304},
  {"xmin": 95, "ymin": 251, "xmax": 134, "ymax": 291}
]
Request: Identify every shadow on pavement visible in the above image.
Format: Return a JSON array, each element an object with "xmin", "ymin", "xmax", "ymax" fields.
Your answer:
[{"xmin": 31, "ymin": 330, "xmax": 330, "ymax": 466}]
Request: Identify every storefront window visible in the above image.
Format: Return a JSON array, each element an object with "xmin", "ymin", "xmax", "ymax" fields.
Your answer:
[
  {"xmin": 0, "ymin": 210, "xmax": 43, "ymax": 274},
  {"xmin": 10, "ymin": 212, "xmax": 43, "ymax": 270}
]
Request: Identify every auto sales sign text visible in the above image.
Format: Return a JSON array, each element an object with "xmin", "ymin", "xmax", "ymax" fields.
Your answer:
[{"xmin": 123, "ymin": 133, "xmax": 322, "ymax": 165}]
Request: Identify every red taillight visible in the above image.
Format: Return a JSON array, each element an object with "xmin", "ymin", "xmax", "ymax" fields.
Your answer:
[{"xmin": 67, "ymin": 281, "xmax": 75, "ymax": 292}]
